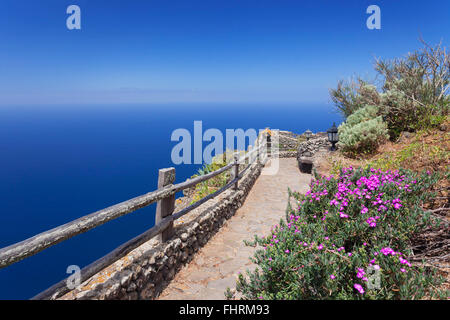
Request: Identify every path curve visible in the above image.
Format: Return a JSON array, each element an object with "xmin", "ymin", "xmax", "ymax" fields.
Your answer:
[{"xmin": 158, "ymin": 158, "xmax": 310, "ymax": 300}]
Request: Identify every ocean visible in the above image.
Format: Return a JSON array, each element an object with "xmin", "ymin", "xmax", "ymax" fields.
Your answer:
[{"xmin": 0, "ymin": 103, "xmax": 341, "ymax": 299}]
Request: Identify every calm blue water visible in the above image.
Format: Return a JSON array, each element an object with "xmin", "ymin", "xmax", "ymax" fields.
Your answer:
[{"xmin": 0, "ymin": 103, "xmax": 341, "ymax": 299}]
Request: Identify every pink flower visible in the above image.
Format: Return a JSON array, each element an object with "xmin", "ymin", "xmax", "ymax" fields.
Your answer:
[
  {"xmin": 393, "ymin": 203, "xmax": 402, "ymax": 209},
  {"xmin": 354, "ymin": 283, "xmax": 365, "ymax": 294},
  {"xmin": 366, "ymin": 217, "xmax": 377, "ymax": 228},
  {"xmin": 330, "ymin": 199, "xmax": 339, "ymax": 206},
  {"xmin": 356, "ymin": 268, "xmax": 365, "ymax": 279},
  {"xmin": 380, "ymin": 247, "xmax": 395, "ymax": 256},
  {"xmin": 330, "ymin": 274, "xmax": 336, "ymax": 279}
]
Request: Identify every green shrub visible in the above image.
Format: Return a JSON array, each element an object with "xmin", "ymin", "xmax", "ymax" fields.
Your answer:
[
  {"xmin": 233, "ymin": 167, "xmax": 446, "ymax": 300},
  {"xmin": 338, "ymin": 116, "xmax": 389, "ymax": 156},
  {"xmin": 190, "ymin": 152, "xmax": 232, "ymax": 204},
  {"xmin": 341, "ymin": 105, "xmax": 379, "ymax": 127},
  {"xmin": 330, "ymin": 40, "xmax": 449, "ymax": 140},
  {"xmin": 329, "ymin": 79, "xmax": 381, "ymax": 118},
  {"xmin": 377, "ymin": 87, "xmax": 419, "ymax": 138},
  {"xmin": 412, "ymin": 106, "xmax": 448, "ymax": 132}
]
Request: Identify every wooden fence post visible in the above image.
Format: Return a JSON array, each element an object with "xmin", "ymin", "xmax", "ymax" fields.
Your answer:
[
  {"xmin": 257, "ymin": 140, "xmax": 260, "ymax": 164},
  {"xmin": 155, "ymin": 167, "xmax": 176, "ymax": 242},
  {"xmin": 233, "ymin": 154, "xmax": 239, "ymax": 190}
]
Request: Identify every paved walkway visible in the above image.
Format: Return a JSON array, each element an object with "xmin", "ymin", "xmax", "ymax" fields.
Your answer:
[{"xmin": 158, "ymin": 158, "xmax": 311, "ymax": 300}]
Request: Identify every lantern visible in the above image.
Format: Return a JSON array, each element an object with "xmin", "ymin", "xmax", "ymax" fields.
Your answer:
[
  {"xmin": 327, "ymin": 122, "xmax": 339, "ymax": 151},
  {"xmin": 304, "ymin": 129, "xmax": 312, "ymax": 141}
]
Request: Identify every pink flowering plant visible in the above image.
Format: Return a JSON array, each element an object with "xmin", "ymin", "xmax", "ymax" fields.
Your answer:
[{"xmin": 234, "ymin": 167, "xmax": 446, "ymax": 299}]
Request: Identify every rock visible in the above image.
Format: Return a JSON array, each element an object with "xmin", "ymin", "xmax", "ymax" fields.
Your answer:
[
  {"xmin": 139, "ymin": 282, "xmax": 155, "ymax": 299},
  {"xmin": 103, "ymin": 283, "xmax": 121, "ymax": 299},
  {"xmin": 439, "ymin": 123, "xmax": 448, "ymax": 132},
  {"xmin": 132, "ymin": 265, "xmax": 142, "ymax": 280},
  {"xmin": 120, "ymin": 271, "xmax": 133, "ymax": 287},
  {"xmin": 126, "ymin": 291, "xmax": 138, "ymax": 300},
  {"xmin": 172, "ymin": 238, "xmax": 182, "ymax": 250},
  {"xmin": 398, "ymin": 131, "xmax": 414, "ymax": 143},
  {"xmin": 181, "ymin": 233, "xmax": 189, "ymax": 242},
  {"xmin": 126, "ymin": 282, "xmax": 137, "ymax": 292},
  {"xmin": 75, "ymin": 290, "xmax": 97, "ymax": 300}
]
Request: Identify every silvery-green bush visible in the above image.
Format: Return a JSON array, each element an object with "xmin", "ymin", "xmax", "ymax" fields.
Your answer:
[
  {"xmin": 340, "ymin": 105, "xmax": 379, "ymax": 128},
  {"xmin": 338, "ymin": 116, "xmax": 389, "ymax": 156}
]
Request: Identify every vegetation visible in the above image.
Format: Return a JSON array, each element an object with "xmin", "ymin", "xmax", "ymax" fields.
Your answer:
[
  {"xmin": 330, "ymin": 39, "xmax": 449, "ymax": 154},
  {"xmin": 337, "ymin": 105, "xmax": 389, "ymax": 156},
  {"xmin": 226, "ymin": 41, "xmax": 449, "ymax": 300},
  {"xmin": 189, "ymin": 152, "xmax": 234, "ymax": 205},
  {"xmin": 329, "ymin": 122, "xmax": 449, "ymax": 175},
  {"xmin": 233, "ymin": 167, "xmax": 446, "ymax": 299}
]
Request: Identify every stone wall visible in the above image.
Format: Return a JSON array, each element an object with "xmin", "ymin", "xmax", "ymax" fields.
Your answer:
[
  {"xmin": 278, "ymin": 150, "xmax": 298, "ymax": 158},
  {"xmin": 59, "ymin": 160, "xmax": 264, "ymax": 300},
  {"xmin": 296, "ymin": 136, "xmax": 330, "ymax": 173},
  {"xmin": 296, "ymin": 136, "xmax": 329, "ymax": 157},
  {"xmin": 277, "ymin": 130, "xmax": 302, "ymax": 151},
  {"xmin": 277, "ymin": 131, "xmax": 329, "ymax": 159}
]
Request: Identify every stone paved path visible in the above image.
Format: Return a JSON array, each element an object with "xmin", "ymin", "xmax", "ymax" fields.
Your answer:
[{"xmin": 157, "ymin": 158, "xmax": 311, "ymax": 300}]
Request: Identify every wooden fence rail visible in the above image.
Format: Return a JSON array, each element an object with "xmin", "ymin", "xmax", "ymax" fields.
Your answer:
[{"xmin": 0, "ymin": 132, "xmax": 272, "ymax": 299}]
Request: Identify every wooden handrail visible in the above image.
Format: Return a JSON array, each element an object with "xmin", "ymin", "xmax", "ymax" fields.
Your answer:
[
  {"xmin": 0, "ymin": 140, "xmax": 267, "ymax": 270},
  {"xmin": 0, "ymin": 132, "xmax": 269, "ymax": 300},
  {"xmin": 32, "ymin": 176, "xmax": 242, "ymax": 300},
  {"xmin": 0, "ymin": 184, "xmax": 175, "ymax": 269}
]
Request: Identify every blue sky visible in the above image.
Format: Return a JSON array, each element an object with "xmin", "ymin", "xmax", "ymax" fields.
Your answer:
[{"xmin": 0, "ymin": 0, "xmax": 449, "ymax": 106}]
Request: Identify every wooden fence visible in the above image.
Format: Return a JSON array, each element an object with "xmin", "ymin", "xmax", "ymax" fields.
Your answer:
[{"xmin": 0, "ymin": 132, "xmax": 271, "ymax": 300}]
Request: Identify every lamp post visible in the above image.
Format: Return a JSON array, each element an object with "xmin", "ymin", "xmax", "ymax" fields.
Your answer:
[
  {"xmin": 327, "ymin": 122, "xmax": 339, "ymax": 151},
  {"xmin": 304, "ymin": 129, "xmax": 312, "ymax": 141}
]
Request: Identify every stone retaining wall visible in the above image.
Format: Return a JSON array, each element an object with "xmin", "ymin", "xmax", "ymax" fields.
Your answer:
[
  {"xmin": 278, "ymin": 151, "xmax": 298, "ymax": 158},
  {"xmin": 296, "ymin": 136, "xmax": 329, "ymax": 158},
  {"xmin": 296, "ymin": 136, "xmax": 330, "ymax": 174},
  {"xmin": 59, "ymin": 161, "xmax": 264, "ymax": 300},
  {"xmin": 278, "ymin": 130, "xmax": 302, "ymax": 151},
  {"xmin": 277, "ymin": 131, "xmax": 329, "ymax": 159}
]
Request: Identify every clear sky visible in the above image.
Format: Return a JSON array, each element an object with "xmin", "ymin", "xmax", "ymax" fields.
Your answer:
[{"xmin": 0, "ymin": 0, "xmax": 449, "ymax": 106}]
